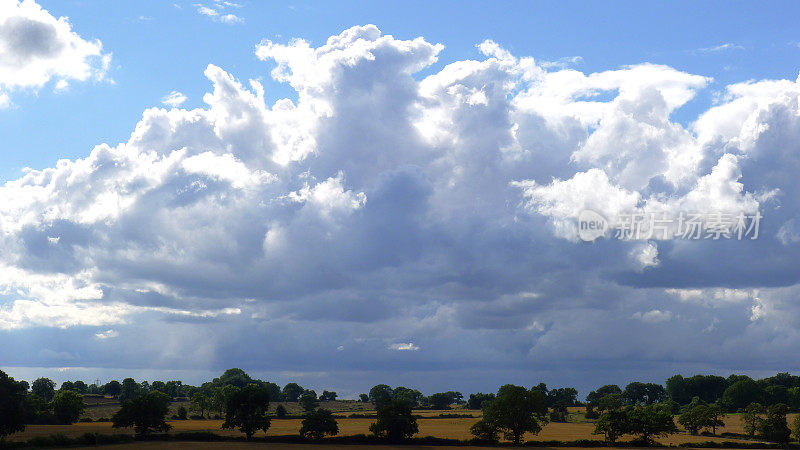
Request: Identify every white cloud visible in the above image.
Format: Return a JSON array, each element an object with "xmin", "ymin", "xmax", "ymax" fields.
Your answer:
[
  {"xmin": 94, "ymin": 329, "xmax": 118, "ymax": 339},
  {"xmin": 389, "ymin": 342, "xmax": 419, "ymax": 351},
  {"xmin": 631, "ymin": 310, "xmax": 674, "ymax": 323},
  {"xmin": 161, "ymin": 90, "xmax": 187, "ymax": 107},
  {"xmin": 0, "ymin": 0, "xmax": 110, "ymax": 106},
  {"xmin": 195, "ymin": 3, "xmax": 243, "ymax": 24},
  {"xmin": 696, "ymin": 43, "xmax": 745, "ymax": 53},
  {"xmin": 2, "ymin": 25, "xmax": 800, "ymax": 383}
]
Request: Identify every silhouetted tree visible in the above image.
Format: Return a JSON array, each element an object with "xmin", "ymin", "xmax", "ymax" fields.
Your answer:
[
  {"xmin": 282, "ymin": 383, "xmax": 304, "ymax": 402},
  {"xmin": 480, "ymin": 384, "xmax": 548, "ymax": 444},
  {"xmin": 299, "ymin": 391, "xmax": 319, "ymax": 412},
  {"xmin": 222, "ymin": 384, "xmax": 271, "ymax": 439},
  {"xmin": 759, "ymin": 403, "xmax": 790, "ymax": 446},
  {"xmin": 0, "ymin": 370, "xmax": 26, "ymax": 440},
  {"xmin": 112, "ymin": 391, "xmax": 172, "ymax": 437},
  {"xmin": 369, "ymin": 384, "xmax": 393, "ymax": 407},
  {"xmin": 369, "ymin": 399, "xmax": 418, "ymax": 442},
  {"xmin": 300, "ymin": 408, "xmax": 339, "ymax": 440},
  {"xmin": 319, "ymin": 390, "xmax": 338, "ymax": 401},
  {"xmin": 468, "ymin": 393, "xmax": 495, "ymax": 410}
]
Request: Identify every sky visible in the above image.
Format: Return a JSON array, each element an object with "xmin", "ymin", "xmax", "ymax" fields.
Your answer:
[{"xmin": 2, "ymin": 0, "xmax": 800, "ymax": 399}]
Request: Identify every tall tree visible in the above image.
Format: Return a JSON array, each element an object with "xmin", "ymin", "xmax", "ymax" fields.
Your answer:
[
  {"xmin": 369, "ymin": 399, "xmax": 418, "ymax": 442},
  {"xmin": 222, "ymin": 384, "xmax": 271, "ymax": 439},
  {"xmin": 480, "ymin": 384, "xmax": 548, "ymax": 444},
  {"xmin": 742, "ymin": 403, "xmax": 765, "ymax": 437},
  {"xmin": 721, "ymin": 379, "xmax": 763, "ymax": 411},
  {"xmin": 300, "ymin": 408, "xmax": 339, "ymax": 440},
  {"xmin": 281, "ymin": 383, "xmax": 304, "ymax": 402},
  {"xmin": 368, "ymin": 384, "xmax": 393, "ymax": 407},
  {"xmin": 0, "ymin": 370, "xmax": 26, "ymax": 440},
  {"xmin": 51, "ymin": 390, "xmax": 85, "ymax": 424},
  {"xmin": 625, "ymin": 404, "xmax": 678, "ymax": 444},
  {"xmin": 112, "ymin": 391, "xmax": 172, "ymax": 437},
  {"xmin": 759, "ymin": 403, "xmax": 791, "ymax": 446},
  {"xmin": 31, "ymin": 378, "xmax": 56, "ymax": 402}
]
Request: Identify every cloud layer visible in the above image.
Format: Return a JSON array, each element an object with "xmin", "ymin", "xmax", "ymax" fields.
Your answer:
[{"xmin": 3, "ymin": 24, "xmax": 800, "ymax": 393}]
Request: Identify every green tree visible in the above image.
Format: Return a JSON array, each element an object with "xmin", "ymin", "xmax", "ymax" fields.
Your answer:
[
  {"xmin": 31, "ymin": 377, "xmax": 56, "ymax": 402},
  {"xmin": 791, "ymin": 413, "xmax": 800, "ymax": 443},
  {"xmin": 624, "ymin": 382, "xmax": 668, "ymax": 406},
  {"xmin": 299, "ymin": 391, "xmax": 319, "ymax": 412},
  {"xmin": 212, "ymin": 385, "xmax": 240, "ymax": 416},
  {"xmin": 50, "ymin": 390, "xmax": 85, "ymax": 424},
  {"xmin": 470, "ymin": 419, "xmax": 500, "ymax": 443},
  {"xmin": 275, "ymin": 404, "xmax": 287, "ymax": 418},
  {"xmin": 176, "ymin": 405, "xmax": 188, "ymax": 420},
  {"xmin": 721, "ymin": 379, "xmax": 763, "ymax": 411},
  {"xmin": 0, "ymin": 370, "xmax": 26, "ymax": 440},
  {"xmin": 319, "ymin": 390, "xmax": 338, "ymax": 402},
  {"xmin": 103, "ymin": 380, "xmax": 121, "ymax": 397},
  {"xmin": 742, "ymin": 402, "xmax": 765, "ymax": 437},
  {"xmin": 759, "ymin": 403, "xmax": 790, "ymax": 446},
  {"xmin": 120, "ymin": 378, "xmax": 141, "ymax": 402},
  {"xmin": 597, "ymin": 393, "xmax": 625, "ymax": 412},
  {"xmin": 222, "ymin": 384, "xmax": 271, "ymax": 439},
  {"xmin": 369, "ymin": 384, "xmax": 394, "ymax": 407},
  {"xmin": 191, "ymin": 392, "xmax": 211, "ymax": 418},
  {"xmin": 369, "ymin": 399, "xmax": 418, "ymax": 442},
  {"xmin": 705, "ymin": 404, "xmax": 725, "ymax": 435},
  {"xmin": 427, "ymin": 392, "xmax": 454, "ymax": 410},
  {"xmin": 593, "ymin": 408, "xmax": 629, "ymax": 443},
  {"xmin": 677, "ymin": 400, "xmax": 723, "ymax": 435},
  {"xmin": 625, "ymin": 404, "xmax": 678, "ymax": 444},
  {"xmin": 468, "ymin": 393, "xmax": 495, "ymax": 410},
  {"xmin": 300, "ymin": 408, "xmax": 339, "ymax": 440},
  {"xmin": 392, "ymin": 387, "xmax": 422, "ymax": 407},
  {"xmin": 214, "ymin": 368, "xmax": 252, "ymax": 389},
  {"xmin": 73, "ymin": 380, "xmax": 88, "ymax": 394},
  {"xmin": 282, "ymin": 383, "xmax": 304, "ymax": 402},
  {"xmin": 112, "ymin": 391, "xmax": 172, "ymax": 437},
  {"xmin": 481, "ymin": 384, "xmax": 548, "ymax": 444},
  {"xmin": 359, "ymin": 394, "xmax": 369, "ymax": 403}
]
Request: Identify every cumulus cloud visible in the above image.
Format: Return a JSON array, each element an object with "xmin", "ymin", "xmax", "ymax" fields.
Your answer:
[
  {"xmin": 0, "ymin": 0, "xmax": 110, "ymax": 106},
  {"xmin": 2, "ymin": 24, "xmax": 800, "ymax": 392}
]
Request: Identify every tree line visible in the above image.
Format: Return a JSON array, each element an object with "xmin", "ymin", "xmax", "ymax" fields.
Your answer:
[{"xmin": 5, "ymin": 369, "xmax": 800, "ymax": 444}]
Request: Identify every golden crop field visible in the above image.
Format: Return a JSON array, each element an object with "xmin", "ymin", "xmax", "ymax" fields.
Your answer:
[{"xmin": 9, "ymin": 412, "xmax": 785, "ymax": 446}]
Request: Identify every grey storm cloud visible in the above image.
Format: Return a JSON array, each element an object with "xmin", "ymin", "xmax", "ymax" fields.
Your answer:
[{"xmin": 3, "ymin": 22, "xmax": 800, "ymax": 394}]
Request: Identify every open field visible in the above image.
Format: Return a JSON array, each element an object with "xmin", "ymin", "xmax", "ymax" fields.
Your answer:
[
  {"xmin": 9, "ymin": 413, "xmax": 780, "ymax": 446},
  {"xmin": 79, "ymin": 398, "xmax": 375, "ymax": 420}
]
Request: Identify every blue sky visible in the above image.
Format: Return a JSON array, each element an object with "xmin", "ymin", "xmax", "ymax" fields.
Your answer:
[{"xmin": 2, "ymin": 0, "xmax": 800, "ymax": 397}]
